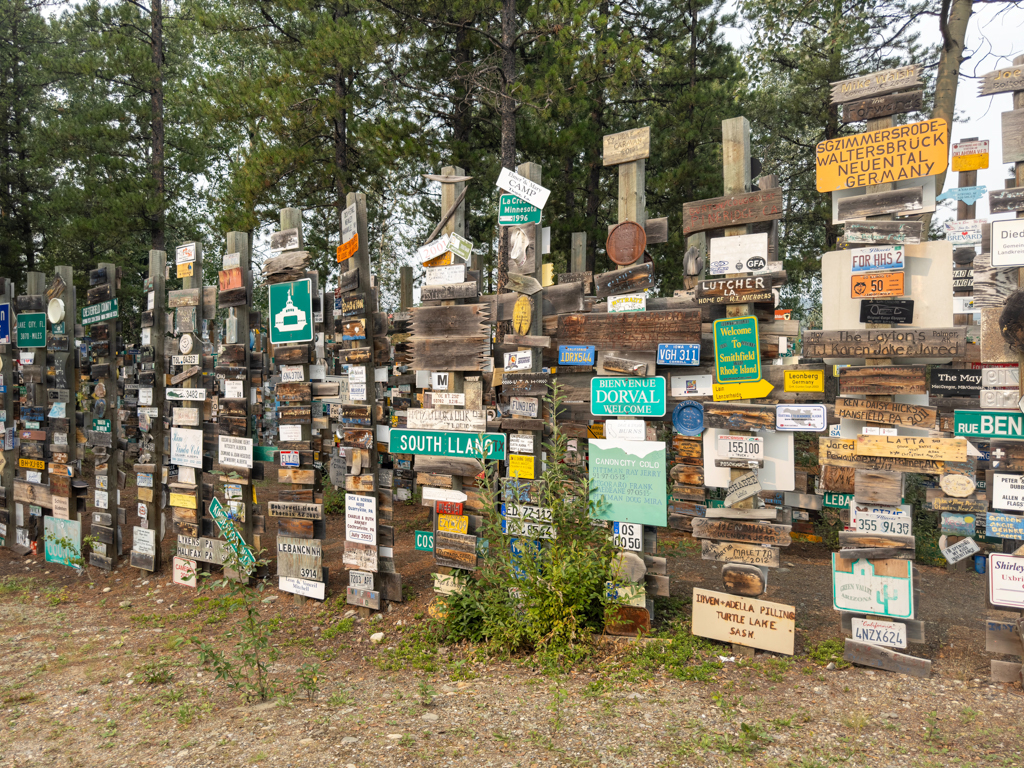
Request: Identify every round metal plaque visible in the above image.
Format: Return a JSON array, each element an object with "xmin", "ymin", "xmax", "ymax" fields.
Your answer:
[
  {"xmin": 179, "ymin": 334, "xmax": 194, "ymax": 354},
  {"xmin": 606, "ymin": 221, "xmax": 647, "ymax": 266},
  {"xmin": 672, "ymin": 401, "xmax": 704, "ymax": 436}
]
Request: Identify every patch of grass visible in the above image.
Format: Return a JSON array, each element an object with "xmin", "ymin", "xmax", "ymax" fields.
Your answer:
[
  {"xmin": 322, "ymin": 618, "xmax": 355, "ymax": 640},
  {"xmin": 373, "ymin": 623, "xmax": 443, "ymax": 673},
  {"xmin": 609, "ymin": 622, "xmax": 725, "ymax": 683},
  {"xmin": 805, "ymin": 638, "xmax": 850, "ymax": 669},
  {"xmin": 0, "ymin": 577, "xmax": 31, "ymax": 599},
  {"xmin": 45, "ymin": 587, "xmax": 71, "ymax": 606},
  {"xmin": 138, "ymin": 661, "xmax": 173, "ymax": 686}
]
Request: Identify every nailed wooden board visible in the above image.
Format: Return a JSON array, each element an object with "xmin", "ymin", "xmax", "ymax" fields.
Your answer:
[
  {"xmin": 1003, "ymin": 109, "xmax": 1024, "ymax": 164},
  {"xmin": 802, "ymin": 328, "xmax": 966, "ymax": 360},
  {"xmin": 989, "ymin": 187, "xmax": 1024, "ymax": 215},
  {"xmin": 420, "ymin": 281, "xmax": 477, "ymax": 302},
  {"xmin": 555, "ymin": 310, "xmax": 700, "ymax": 352},
  {"xmin": 844, "ymin": 220, "xmax": 923, "ymax": 245},
  {"xmin": 412, "ymin": 339, "xmax": 490, "ymax": 372},
  {"xmin": 704, "ymin": 506, "xmax": 777, "ymax": 521},
  {"xmin": 980, "ymin": 65, "xmax": 1024, "ymax": 96},
  {"xmin": 722, "ymin": 563, "xmax": 767, "ymax": 597},
  {"xmin": 603, "ymin": 126, "xmax": 650, "ymax": 165},
  {"xmin": 834, "ymin": 397, "xmax": 937, "ymax": 428},
  {"xmin": 843, "ymin": 639, "xmax": 931, "ymax": 677},
  {"xmin": 854, "ymin": 469, "xmax": 903, "ymax": 506},
  {"xmin": 841, "ymin": 90, "xmax": 924, "ymax": 123},
  {"xmin": 985, "ymin": 620, "xmax": 1024, "ymax": 655},
  {"xmin": 411, "ymin": 304, "xmax": 490, "ymax": 338},
  {"xmin": 593, "ymin": 263, "xmax": 655, "ymax": 298},
  {"xmin": 703, "ymin": 403, "xmax": 776, "ymax": 432},
  {"xmin": 973, "ymin": 253, "xmax": 1017, "ymax": 309},
  {"xmin": 692, "ymin": 588, "xmax": 795, "ymax": 655},
  {"xmin": 830, "ymin": 65, "xmax": 922, "ymax": 104},
  {"xmin": 690, "ymin": 518, "xmax": 792, "ymax": 547},
  {"xmin": 683, "ymin": 189, "xmax": 783, "ymax": 235},
  {"xmin": 415, "ymin": 455, "xmax": 482, "ymax": 477},
  {"xmin": 836, "ymin": 186, "xmax": 924, "ymax": 221},
  {"xmin": 855, "ymin": 436, "xmax": 967, "ymax": 462},
  {"xmin": 264, "ymin": 250, "xmax": 309, "ymax": 283},
  {"xmin": 701, "ymin": 540, "xmax": 779, "ymax": 568},
  {"xmin": 820, "ymin": 438, "xmax": 945, "ymax": 474},
  {"xmin": 837, "ymin": 366, "xmax": 927, "ymax": 395}
]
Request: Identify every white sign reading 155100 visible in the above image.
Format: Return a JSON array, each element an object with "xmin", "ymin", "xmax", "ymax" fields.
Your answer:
[
  {"xmin": 849, "ymin": 245, "xmax": 904, "ymax": 273},
  {"xmin": 717, "ymin": 435, "xmax": 763, "ymax": 460}
]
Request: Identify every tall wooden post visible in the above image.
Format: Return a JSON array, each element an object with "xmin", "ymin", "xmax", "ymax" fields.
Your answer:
[
  {"xmin": 13, "ymin": 272, "xmax": 46, "ymax": 554},
  {"xmin": 136, "ymin": 250, "xmax": 166, "ymax": 572},
  {"xmin": 225, "ymin": 231, "xmax": 254, "ymax": 551},
  {"xmin": 0, "ymin": 280, "xmax": 14, "ymax": 549},
  {"xmin": 399, "ymin": 265, "xmax": 413, "ymax": 311}
]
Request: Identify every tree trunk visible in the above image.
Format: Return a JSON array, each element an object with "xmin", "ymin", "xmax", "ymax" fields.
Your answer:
[
  {"xmin": 922, "ymin": 0, "xmax": 973, "ymax": 235},
  {"xmin": 452, "ymin": 22, "xmax": 473, "ymax": 242},
  {"xmin": 496, "ymin": 0, "xmax": 516, "ymax": 300},
  {"xmin": 332, "ymin": 4, "xmax": 350, "ymax": 235},
  {"xmin": 149, "ymin": 0, "xmax": 165, "ymax": 253}
]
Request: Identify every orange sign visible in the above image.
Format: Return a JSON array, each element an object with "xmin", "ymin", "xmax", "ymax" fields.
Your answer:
[
  {"xmin": 336, "ymin": 234, "xmax": 359, "ymax": 263},
  {"xmin": 422, "ymin": 251, "xmax": 455, "ymax": 268},
  {"xmin": 851, "ymin": 271, "xmax": 905, "ymax": 299}
]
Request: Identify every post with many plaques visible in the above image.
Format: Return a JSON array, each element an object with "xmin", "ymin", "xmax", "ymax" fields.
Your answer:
[
  {"xmin": 0, "ymin": 280, "xmax": 14, "ymax": 548},
  {"xmin": 14, "ymin": 272, "xmax": 48, "ymax": 555}
]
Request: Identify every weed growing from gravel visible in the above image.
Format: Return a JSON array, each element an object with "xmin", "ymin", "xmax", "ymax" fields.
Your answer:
[
  {"xmin": 296, "ymin": 663, "xmax": 320, "ymax": 700},
  {"xmin": 805, "ymin": 638, "xmax": 850, "ymax": 668},
  {"xmin": 609, "ymin": 622, "xmax": 725, "ymax": 683},
  {"xmin": 138, "ymin": 661, "xmax": 173, "ymax": 685},
  {"xmin": 373, "ymin": 622, "xmax": 443, "ymax": 673}
]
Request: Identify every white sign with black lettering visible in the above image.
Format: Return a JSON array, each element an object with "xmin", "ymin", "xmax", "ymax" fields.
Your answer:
[
  {"xmin": 280, "ymin": 365, "xmax": 304, "ymax": 382},
  {"xmin": 993, "ymin": 220, "xmax": 1024, "ymax": 267},
  {"xmin": 612, "ymin": 521, "xmax": 642, "ymax": 551},
  {"xmin": 509, "ymin": 434, "xmax": 534, "ymax": 454},
  {"xmin": 218, "ymin": 435, "xmax": 253, "ymax": 469},
  {"xmin": 345, "ymin": 493, "xmax": 377, "ymax": 544},
  {"xmin": 431, "ymin": 372, "xmax": 449, "ymax": 391}
]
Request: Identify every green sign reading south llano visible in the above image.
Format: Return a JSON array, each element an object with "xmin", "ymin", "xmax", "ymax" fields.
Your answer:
[
  {"xmin": 389, "ymin": 429, "xmax": 506, "ymax": 460},
  {"xmin": 713, "ymin": 315, "xmax": 761, "ymax": 383}
]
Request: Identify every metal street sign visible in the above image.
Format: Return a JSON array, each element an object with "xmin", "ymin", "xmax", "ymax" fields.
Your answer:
[
  {"xmin": 498, "ymin": 194, "xmax": 541, "ymax": 225},
  {"xmin": 17, "ymin": 312, "xmax": 46, "ymax": 348},
  {"xmin": 388, "ymin": 429, "xmax": 507, "ymax": 460},
  {"xmin": 268, "ymin": 278, "xmax": 314, "ymax": 344},
  {"xmin": 0, "ymin": 303, "xmax": 10, "ymax": 344},
  {"xmin": 590, "ymin": 376, "xmax": 666, "ymax": 417},
  {"xmin": 208, "ymin": 497, "xmax": 255, "ymax": 570},
  {"xmin": 82, "ymin": 299, "xmax": 118, "ymax": 325},
  {"xmin": 955, "ymin": 410, "xmax": 1024, "ymax": 440}
]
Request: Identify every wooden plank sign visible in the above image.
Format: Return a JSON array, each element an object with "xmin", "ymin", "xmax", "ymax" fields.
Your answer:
[
  {"xmin": 682, "ymin": 188, "xmax": 783, "ymax": 236},
  {"xmin": 979, "ymin": 65, "xmax": 1024, "ymax": 96},
  {"xmin": 815, "ymin": 118, "xmax": 947, "ymax": 193},
  {"xmin": 690, "ymin": 518, "xmax": 791, "ymax": 547},
  {"xmin": 603, "ymin": 126, "xmax": 650, "ymax": 166},
  {"xmin": 844, "ymin": 220, "xmax": 923, "ymax": 245},
  {"xmin": 833, "ymin": 397, "xmax": 937, "ymax": 428},
  {"xmin": 556, "ymin": 310, "xmax": 700, "ymax": 351},
  {"xmin": 830, "ymin": 65, "xmax": 922, "ymax": 104},
  {"xmin": 842, "ymin": 90, "xmax": 924, "ymax": 123},
  {"xmin": 802, "ymin": 328, "xmax": 966, "ymax": 360},
  {"xmin": 819, "ymin": 437, "xmax": 945, "ymax": 475},
  {"xmin": 843, "ymin": 639, "xmax": 931, "ymax": 678},
  {"xmin": 696, "ymin": 276, "xmax": 773, "ymax": 305},
  {"xmin": 691, "ymin": 588, "xmax": 795, "ymax": 655},
  {"xmin": 838, "ymin": 366, "xmax": 927, "ymax": 395},
  {"xmin": 701, "ymin": 540, "xmax": 779, "ymax": 568}
]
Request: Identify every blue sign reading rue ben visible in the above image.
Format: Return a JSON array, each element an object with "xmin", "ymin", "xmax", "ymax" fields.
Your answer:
[
  {"xmin": 657, "ymin": 343, "xmax": 700, "ymax": 366},
  {"xmin": 558, "ymin": 345, "xmax": 595, "ymax": 366}
]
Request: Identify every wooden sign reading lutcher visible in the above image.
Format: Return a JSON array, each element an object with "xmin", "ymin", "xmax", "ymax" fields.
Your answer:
[{"xmin": 802, "ymin": 328, "xmax": 966, "ymax": 359}]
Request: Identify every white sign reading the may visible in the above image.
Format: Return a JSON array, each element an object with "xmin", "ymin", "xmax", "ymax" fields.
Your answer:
[
  {"xmin": 218, "ymin": 435, "xmax": 253, "ymax": 469},
  {"xmin": 496, "ymin": 167, "xmax": 552, "ymax": 210},
  {"xmin": 170, "ymin": 427, "xmax": 204, "ymax": 469}
]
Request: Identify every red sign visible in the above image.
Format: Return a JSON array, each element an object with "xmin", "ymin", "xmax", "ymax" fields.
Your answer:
[{"xmin": 436, "ymin": 500, "xmax": 464, "ymax": 515}]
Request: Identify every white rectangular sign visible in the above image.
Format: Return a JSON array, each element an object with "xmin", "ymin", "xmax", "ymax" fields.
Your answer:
[
  {"xmin": 279, "ymin": 575, "xmax": 326, "ymax": 600},
  {"xmin": 224, "ymin": 380, "xmax": 244, "ymax": 399},
  {"xmin": 671, "ymin": 374, "xmax": 713, "ymax": 397},
  {"xmin": 940, "ymin": 536, "xmax": 979, "ymax": 565},
  {"xmin": 133, "ymin": 526, "xmax": 157, "ymax": 557},
  {"xmin": 218, "ymin": 435, "xmax": 253, "ymax": 469},
  {"xmin": 430, "ymin": 392, "xmax": 465, "ymax": 407},
  {"xmin": 280, "ymin": 365, "xmax": 304, "ymax": 382},
  {"xmin": 508, "ymin": 397, "xmax": 539, "ymax": 417},
  {"xmin": 848, "ymin": 245, "xmax": 905, "ymax": 273},
  {"xmin": 850, "ymin": 617, "xmax": 907, "ymax": 649},
  {"xmin": 708, "ymin": 232, "xmax": 770, "ymax": 275},
  {"xmin": 504, "ymin": 349, "xmax": 533, "ymax": 372},
  {"xmin": 345, "ymin": 493, "xmax": 377, "ymax": 544},
  {"xmin": 166, "ymin": 388, "xmax": 207, "ymax": 402},
  {"xmin": 605, "ymin": 420, "xmax": 646, "ymax": 441},
  {"xmin": 850, "ymin": 502, "xmax": 912, "ymax": 536},
  {"xmin": 509, "ymin": 434, "xmax": 534, "ymax": 454},
  {"xmin": 608, "ymin": 293, "xmax": 646, "ymax": 313},
  {"xmin": 992, "ymin": 220, "xmax": 1024, "ymax": 267},
  {"xmin": 717, "ymin": 435, "xmax": 763, "ymax": 460},
  {"xmin": 421, "ymin": 486, "xmax": 468, "ymax": 503},
  {"xmin": 989, "ymin": 554, "xmax": 1024, "ymax": 609},
  {"xmin": 776, "ymin": 404, "xmax": 827, "ymax": 431},
  {"xmin": 424, "ymin": 264, "xmax": 466, "ymax": 285},
  {"xmin": 341, "ymin": 202, "xmax": 357, "ymax": 245},
  {"xmin": 431, "ymin": 372, "xmax": 449, "ymax": 391},
  {"xmin": 994, "ymin": 473, "xmax": 1024, "ymax": 512},
  {"xmin": 170, "ymin": 427, "xmax": 204, "ymax": 469},
  {"xmin": 496, "ymin": 167, "xmax": 551, "ymax": 209},
  {"xmin": 612, "ymin": 521, "xmax": 642, "ymax": 550},
  {"xmin": 944, "ymin": 219, "xmax": 983, "ymax": 246},
  {"xmin": 416, "ymin": 234, "xmax": 450, "ymax": 263}
]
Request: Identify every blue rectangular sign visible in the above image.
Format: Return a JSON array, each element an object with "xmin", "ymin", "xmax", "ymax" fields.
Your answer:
[
  {"xmin": 0, "ymin": 303, "xmax": 9, "ymax": 344},
  {"xmin": 558, "ymin": 345, "xmax": 595, "ymax": 366},
  {"xmin": 656, "ymin": 343, "xmax": 700, "ymax": 366},
  {"xmin": 987, "ymin": 511, "xmax": 1024, "ymax": 539}
]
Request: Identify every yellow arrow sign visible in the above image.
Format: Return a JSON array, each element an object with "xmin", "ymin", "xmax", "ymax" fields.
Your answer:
[{"xmin": 712, "ymin": 379, "xmax": 775, "ymax": 402}]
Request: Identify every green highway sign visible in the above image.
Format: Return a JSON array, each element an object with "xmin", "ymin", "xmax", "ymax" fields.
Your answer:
[
  {"xmin": 823, "ymin": 492, "xmax": 854, "ymax": 508},
  {"xmin": 955, "ymin": 410, "xmax": 1024, "ymax": 440},
  {"xmin": 17, "ymin": 312, "xmax": 46, "ymax": 348},
  {"xmin": 209, "ymin": 497, "xmax": 256, "ymax": 569},
  {"xmin": 415, "ymin": 530, "xmax": 434, "ymax": 552},
  {"xmin": 713, "ymin": 315, "xmax": 761, "ymax": 383},
  {"xmin": 591, "ymin": 376, "xmax": 666, "ymax": 417},
  {"xmin": 268, "ymin": 278, "xmax": 314, "ymax": 344},
  {"xmin": 498, "ymin": 194, "xmax": 541, "ymax": 226},
  {"xmin": 82, "ymin": 299, "xmax": 118, "ymax": 325},
  {"xmin": 389, "ymin": 428, "xmax": 506, "ymax": 460}
]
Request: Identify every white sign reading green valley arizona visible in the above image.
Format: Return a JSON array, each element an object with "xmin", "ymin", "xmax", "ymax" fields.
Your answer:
[{"xmin": 589, "ymin": 439, "xmax": 666, "ymax": 526}]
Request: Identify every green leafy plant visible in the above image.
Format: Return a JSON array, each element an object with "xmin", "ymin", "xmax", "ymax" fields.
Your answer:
[
  {"xmin": 443, "ymin": 380, "xmax": 621, "ymax": 664},
  {"xmin": 322, "ymin": 482, "xmax": 346, "ymax": 515},
  {"xmin": 189, "ymin": 537, "xmax": 279, "ymax": 702},
  {"xmin": 296, "ymin": 663, "xmax": 320, "ymax": 701},
  {"xmin": 806, "ymin": 638, "xmax": 850, "ymax": 669}
]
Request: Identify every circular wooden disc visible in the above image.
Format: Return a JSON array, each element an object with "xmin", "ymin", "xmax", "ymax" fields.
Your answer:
[
  {"xmin": 606, "ymin": 221, "xmax": 646, "ymax": 266},
  {"xmin": 939, "ymin": 472, "xmax": 976, "ymax": 498},
  {"xmin": 93, "ymin": 382, "xmax": 106, "ymax": 399},
  {"xmin": 179, "ymin": 334, "xmax": 194, "ymax": 354},
  {"xmin": 512, "ymin": 295, "xmax": 532, "ymax": 335}
]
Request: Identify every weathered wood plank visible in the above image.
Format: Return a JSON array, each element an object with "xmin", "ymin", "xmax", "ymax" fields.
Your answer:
[
  {"xmin": 853, "ymin": 469, "xmax": 903, "ymax": 506},
  {"xmin": 555, "ymin": 310, "xmax": 701, "ymax": 351},
  {"xmin": 830, "ymin": 65, "xmax": 922, "ymax": 104},
  {"xmin": 703, "ymin": 403, "xmax": 776, "ymax": 431},
  {"xmin": 843, "ymin": 220, "xmax": 923, "ymax": 245},
  {"xmin": 834, "ymin": 397, "xmax": 936, "ymax": 428},
  {"xmin": 683, "ymin": 188, "xmax": 784, "ymax": 235},
  {"xmin": 836, "ymin": 187, "xmax": 924, "ymax": 221},
  {"xmin": 690, "ymin": 518, "xmax": 792, "ymax": 547},
  {"xmin": 837, "ymin": 366, "xmax": 928, "ymax": 395},
  {"xmin": 593, "ymin": 264, "xmax": 655, "ymax": 298},
  {"xmin": 802, "ymin": 328, "xmax": 967, "ymax": 359},
  {"xmin": 841, "ymin": 90, "xmax": 924, "ymax": 123},
  {"xmin": 843, "ymin": 638, "xmax": 931, "ymax": 677}
]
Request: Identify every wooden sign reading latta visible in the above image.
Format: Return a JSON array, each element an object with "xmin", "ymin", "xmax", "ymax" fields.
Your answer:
[{"xmin": 691, "ymin": 587, "xmax": 795, "ymax": 655}]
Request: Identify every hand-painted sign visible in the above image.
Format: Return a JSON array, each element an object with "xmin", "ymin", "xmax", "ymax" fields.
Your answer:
[
  {"xmin": 691, "ymin": 588, "xmax": 795, "ymax": 655},
  {"xmin": 815, "ymin": 118, "xmax": 947, "ymax": 192},
  {"xmin": 389, "ymin": 429, "xmax": 506, "ymax": 460},
  {"xmin": 589, "ymin": 439, "xmax": 666, "ymax": 526},
  {"xmin": 713, "ymin": 316, "xmax": 760, "ymax": 384},
  {"xmin": 558, "ymin": 345, "xmax": 595, "ymax": 366},
  {"xmin": 936, "ymin": 185, "xmax": 987, "ymax": 205},
  {"xmin": 590, "ymin": 376, "xmax": 666, "ymax": 417},
  {"xmin": 940, "ymin": 536, "xmax": 979, "ymax": 565},
  {"xmin": 657, "ymin": 344, "xmax": 700, "ymax": 366}
]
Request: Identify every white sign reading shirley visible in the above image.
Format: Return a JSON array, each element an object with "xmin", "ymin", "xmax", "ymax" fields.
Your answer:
[{"xmin": 496, "ymin": 167, "xmax": 551, "ymax": 209}]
